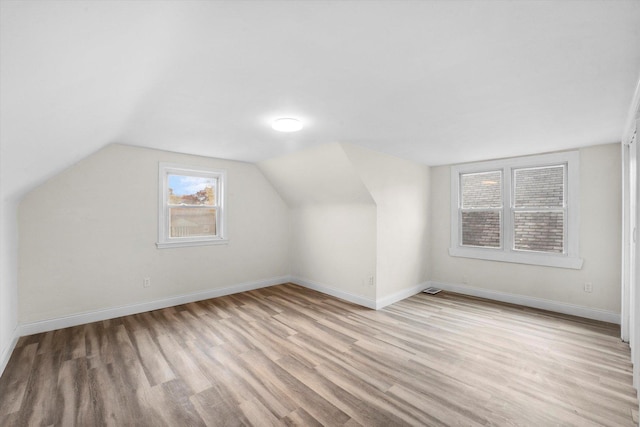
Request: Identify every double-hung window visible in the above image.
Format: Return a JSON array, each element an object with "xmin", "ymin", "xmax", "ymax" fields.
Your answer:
[
  {"xmin": 450, "ymin": 151, "xmax": 582, "ymax": 269},
  {"xmin": 157, "ymin": 163, "xmax": 227, "ymax": 248}
]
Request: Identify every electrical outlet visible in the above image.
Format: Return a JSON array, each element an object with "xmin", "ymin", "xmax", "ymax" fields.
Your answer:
[
  {"xmin": 584, "ymin": 282, "xmax": 593, "ymax": 293},
  {"xmin": 368, "ymin": 276, "xmax": 375, "ymax": 286},
  {"xmin": 143, "ymin": 277, "xmax": 151, "ymax": 288}
]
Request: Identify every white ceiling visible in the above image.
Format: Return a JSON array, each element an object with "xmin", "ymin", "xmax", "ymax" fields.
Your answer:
[{"xmin": 1, "ymin": 0, "xmax": 640, "ymax": 200}]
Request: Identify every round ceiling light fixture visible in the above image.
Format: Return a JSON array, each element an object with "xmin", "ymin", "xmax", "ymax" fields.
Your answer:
[{"xmin": 271, "ymin": 117, "xmax": 303, "ymax": 132}]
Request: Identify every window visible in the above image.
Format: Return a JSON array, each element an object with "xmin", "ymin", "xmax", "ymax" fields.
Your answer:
[
  {"xmin": 460, "ymin": 170, "xmax": 502, "ymax": 248},
  {"xmin": 450, "ymin": 151, "xmax": 582, "ymax": 269},
  {"xmin": 157, "ymin": 163, "xmax": 227, "ymax": 248}
]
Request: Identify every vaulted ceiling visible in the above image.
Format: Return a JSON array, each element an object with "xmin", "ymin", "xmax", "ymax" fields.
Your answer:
[{"xmin": 1, "ymin": 0, "xmax": 639, "ymax": 201}]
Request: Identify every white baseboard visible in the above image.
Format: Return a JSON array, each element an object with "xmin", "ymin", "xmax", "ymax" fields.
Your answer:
[
  {"xmin": 19, "ymin": 275, "xmax": 290, "ymax": 336},
  {"xmin": 0, "ymin": 326, "xmax": 20, "ymax": 379},
  {"xmin": 290, "ymin": 277, "xmax": 377, "ymax": 309},
  {"xmin": 429, "ymin": 281, "xmax": 621, "ymax": 324},
  {"xmin": 376, "ymin": 283, "xmax": 427, "ymax": 309}
]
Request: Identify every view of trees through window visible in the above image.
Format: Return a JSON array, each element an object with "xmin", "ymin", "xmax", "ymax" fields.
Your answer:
[{"xmin": 168, "ymin": 175, "xmax": 217, "ymax": 238}]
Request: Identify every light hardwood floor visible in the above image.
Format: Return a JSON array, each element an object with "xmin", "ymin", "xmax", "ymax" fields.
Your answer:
[{"xmin": 0, "ymin": 284, "xmax": 637, "ymax": 426}]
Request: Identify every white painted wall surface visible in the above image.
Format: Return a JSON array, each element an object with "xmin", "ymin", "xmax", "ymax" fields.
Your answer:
[
  {"xmin": 342, "ymin": 144, "xmax": 431, "ymax": 300},
  {"xmin": 0, "ymin": 198, "xmax": 19, "ymax": 373},
  {"xmin": 290, "ymin": 204, "xmax": 377, "ymax": 302},
  {"xmin": 18, "ymin": 144, "xmax": 290, "ymax": 323},
  {"xmin": 430, "ymin": 143, "xmax": 622, "ymax": 313},
  {"xmin": 258, "ymin": 143, "xmax": 377, "ymax": 303}
]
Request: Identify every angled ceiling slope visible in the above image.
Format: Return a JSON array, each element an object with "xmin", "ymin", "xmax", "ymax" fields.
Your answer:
[{"xmin": 257, "ymin": 143, "xmax": 374, "ymax": 207}]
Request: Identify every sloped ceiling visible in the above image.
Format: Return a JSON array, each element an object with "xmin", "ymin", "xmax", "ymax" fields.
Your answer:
[
  {"xmin": 257, "ymin": 143, "xmax": 373, "ymax": 207},
  {"xmin": 2, "ymin": 0, "xmax": 640, "ymax": 201}
]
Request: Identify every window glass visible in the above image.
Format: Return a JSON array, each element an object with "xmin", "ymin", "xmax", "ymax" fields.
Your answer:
[
  {"xmin": 168, "ymin": 175, "xmax": 216, "ymax": 206},
  {"xmin": 462, "ymin": 211, "xmax": 501, "ymax": 248},
  {"xmin": 512, "ymin": 165, "xmax": 565, "ymax": 254},
  {"xmin": 513, "ymin": 211, "xmax": 564, "ymax": 253},
  {"xmin": 170, "ymin": 208, "xmax": 217, "ymax": 238},
  {"xmin": 460, "ymin": 171, "xmax": 502, "ymax": 248},
  {"xmin": 461, "ymin": 171, "xmax": 502, "ymax": 208},
  {"xmin": 514, "ymin": 166, "xmax": 564, "ymax": 208}
]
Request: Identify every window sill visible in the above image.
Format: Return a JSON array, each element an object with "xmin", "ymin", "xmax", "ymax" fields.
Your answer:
[
  {"xmin": 156, "ymin": 238, "xmax": 229, "ymax": 249},
  {"xmin": 449, "ymin": 246, "xmax": 583, "ymax": 269}
]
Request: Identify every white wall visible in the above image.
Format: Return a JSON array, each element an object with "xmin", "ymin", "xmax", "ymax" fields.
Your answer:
[
  {"xmin": 0, "ymin": 99, "xmax": 20, "ymax": 371},
  {"xmin": 13, "ymin": 140, "xmax": 625, "ymax": 329},
  {"xmin": 258, "ymin": 143, "xmax": 431, "ymax": 306},
  {"xmin": 290, "ymin": 204, "xmax": 377, "ymax": 302},
  {"xmin": 342, "ymin": 144, "xmax": 431, "ymax": 301},
  {"xmin": 258, "ymin": 142, "xmax": 378, "ymax": 304},
  {"xmin": 18, "ymin": 144, "xmax": 290, "ymax": 324},
  {"xmin": 430, "ymin": 143, "xmax": 621, "ymax": 315},
  {"xmin": 0, "ymin": 197, "xmax": 19, "ymax": 374}
]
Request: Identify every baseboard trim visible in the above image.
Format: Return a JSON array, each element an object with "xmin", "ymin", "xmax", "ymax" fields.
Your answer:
[
  {"xmin": 19, "ymin": 275, "xmax": 290, "ymax": 336},
  {"xmin": 290, "ymin": 277, "xmax": 377, "ymax": 309},
  {"xmin": 0, "ymin": 326, "xmax": 20, "ymax": 379},
  {"xmin": 429, "ymin": 281, "xmax": 621, "ymax": 324},
  {"xmin": 376, "ymin": 283, "xmax": 427, "ymax": 309}
]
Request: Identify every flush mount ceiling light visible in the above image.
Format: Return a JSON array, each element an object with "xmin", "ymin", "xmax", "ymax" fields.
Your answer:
[{"xmin": 271, "ymin": 117, "xmax": 303, "ymax": 132}]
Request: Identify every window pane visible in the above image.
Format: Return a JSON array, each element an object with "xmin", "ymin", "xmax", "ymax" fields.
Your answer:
[
  {"xmin": 513, "ymin": 211, "xmax": 563, "ymax": 253},
  {"xmin": 170, "ymin": 208, "xmax": 216, "ymax": 237},
  {"xmin": 461, "ymin": 211, "xmax": 501, "ymax": 248},
  {"xmin": 168, "ymin": 175, "xmax": 216, "ymax": 206},
  {"xmin": 461, "ymin": 171, "xmax": 502, "ymax": 208},
  {"xmin": 514, "ymin": 166, "xmax": 564, "ymax": 208}
]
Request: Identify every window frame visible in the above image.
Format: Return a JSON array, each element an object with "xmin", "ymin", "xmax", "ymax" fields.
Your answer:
[
  {"xmin": 449, "ymin": 151, "xmax": 583, "ymax": 269},
  {"xmin": 157, "ymin": 163, "xmax": 227, "ymax": 249}
]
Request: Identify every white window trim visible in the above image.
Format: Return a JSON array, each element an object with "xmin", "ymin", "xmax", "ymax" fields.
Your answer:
[
  {"xmin": 449, "ymin": 151, "xmax": 583, "ymax": 269},
  {"xmin": 157, "ymin": 163, "xmax": 228, "ymax": 249}
]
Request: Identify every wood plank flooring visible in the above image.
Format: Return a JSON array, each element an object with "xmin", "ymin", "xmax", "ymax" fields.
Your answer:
[{"xmin": 0, "ymin": 283, "xmax": 637, "ymax": 426}]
